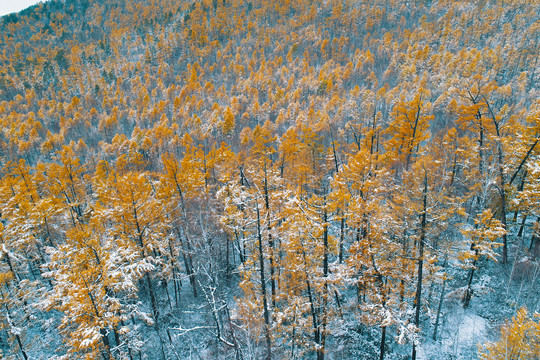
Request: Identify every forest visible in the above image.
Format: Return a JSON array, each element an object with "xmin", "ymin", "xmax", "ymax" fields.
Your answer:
[{"xmin": 0, "ymin": 0, "xmax": 539, "ymax": 359}]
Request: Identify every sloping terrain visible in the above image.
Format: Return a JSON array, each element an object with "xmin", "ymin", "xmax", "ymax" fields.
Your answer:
[{"xmin": 0, "ymin": 0, "xmax": 538, "ymax": 359}]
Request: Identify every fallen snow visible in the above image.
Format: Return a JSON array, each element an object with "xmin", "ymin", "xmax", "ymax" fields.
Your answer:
[
  {"xmin": 419, "ymin": 305, "xmax": 490, "ymax": 360},
  {"xmin": 456, "ymin": 313, "xmax": 487, "ymax": 345}
]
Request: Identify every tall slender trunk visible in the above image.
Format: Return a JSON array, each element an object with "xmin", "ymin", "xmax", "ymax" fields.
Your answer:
[
  {"xmin": 412, "ymin": 172, "xmax": 427, "ymax": 360},
  {"xmin": 234, "ymin": 228, "xmax": 246, "ymax": 264},
  {"xmin": 323, "ymin": 202, "xmax": 329, "ymax": 279},
  {"xmin": 256, "ymin": 202, "xmax": 272, "ymax": 360},
  {"xmin": 0, "ymin": 288, "xmax": 28, "ymax": 360},
  {"xmin": 319, "ymin": 200, "xmax": 329, "ymax": 360},
  {"xmin": 226, "ymin": 233, "xmax": 231, "ymax": 278},
  {"xmin": 485, "ymin": 99, "xmax": 508, "ymax": 263},
  {"xmin": 82, "ymin": 277, "xmax": 112, "ymax": 360},
  {"xmin": 517, "ymin": 215, "xmax": 528, "ymax": 239},
  {"xmin": 463, "ymin": 246, "xmax": 479, "ymax": 308},
  {"xmin": 477, "ymin": 116, "xmax": 485, "ymax": 182},
  {"xmin": 530, "ymin": 217, "xmax": 540, "ymax": 254},
  {"xmin": 509, "ymin": 140, "xmax": 538, "ymax": 186},
  {"xmin": 339, "ymin": 216, "xmax": 345, "ymax": 263},
  {"xmin": 132, "ymin": 199, "xmax": 160, "ymax": 325},
  {"xmin": 168, "ymin": 239, "xmax": 181, "ymax": 307},
  {"xmin": 175, "ymin": 227, "xmax": 197, "ymax": 297},
  {"xmin": 184, "ymin": 240, "xmax": 198, "ymax": 298},
  {"xmin": 305, "ymin": 273, "xmax": 322, "ymax": 360},
  {"xmin": 514, "ymin": 172, "xmax": 528, "ymax": 240},
  {"xmin": 405, "ymin": 96, "xmax": 422, "ymax": 171},
  {"xmin": 171, "ymin": 167, "xmax": 198, "ymax": 297},
  {"xmin": 264, "ymin": 164, "xmax": 277, "ymax": 308},
  {"xmin": 225, "ymin": 303, "xmax": 243, "ymax": 360},
  {"xmin": 432, "ymin": 255, "xmax": 448, "ymax": 341},
  {"xmin": 15, "ymin": 332, "xmax": 29, "ymax": 360},
  {"xmin": 367, "ymin": 239, "xmax": 387, "ymax": 360},
  {"xmin": 379, "ymin": 325, "xmax": 387, "ymax": 360}
]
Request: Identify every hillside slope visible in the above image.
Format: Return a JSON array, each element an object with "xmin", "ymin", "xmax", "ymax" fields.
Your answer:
[{"xmin": 0, "ymin": 0, "xmax": 539, "ymax": 359}]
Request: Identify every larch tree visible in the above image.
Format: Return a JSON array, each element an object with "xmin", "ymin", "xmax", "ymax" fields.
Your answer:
[
  {"xmin": 158, "ymin": 143, "xmax": 206, "ymax": 299},
  {"xmin": 92, "ymin": 161, "xmax": 169, "ymax": 348},
  {"xmin": 336, "ymin": 146, "xmax": 400, "ymax": 360},
  {"xmin": 479, "ymin": 307, "xmax": 540, "ymax": 360},
  {"xmin": 44, "ymin": 220, "xmax": 139, "ymax": 360}
]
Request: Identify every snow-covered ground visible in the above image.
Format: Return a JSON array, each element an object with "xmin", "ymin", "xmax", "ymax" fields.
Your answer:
[
  {"xmin": 421, "ymin": 308, "xmax": 489, "ymax": 360},
  {"xmin": 333, "ymin": 304, "xmax": 495, "ymax": 360}
]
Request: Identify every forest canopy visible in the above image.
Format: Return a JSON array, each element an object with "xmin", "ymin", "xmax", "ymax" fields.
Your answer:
[{"xmin": 0, "ymin": 0, "xmax": 539, "ymax": 359}]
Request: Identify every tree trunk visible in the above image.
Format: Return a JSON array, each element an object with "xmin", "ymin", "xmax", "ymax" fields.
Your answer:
[
  {"xmin": 379, "ymin": 325, "xmax": 386, "ymax": 360},
  {"xmin": 530, "ymin": 217, "xmax": 540, "ymax": 256},
  {"xmin": 512, "ymin": 171, "xmax": 527, "ymax": 229},
  {"xmin": 432, "ymin": 257, "xmax": 447, "ymax": 341},
  {"xmin": 256, "ymin": 203, "xmax": 272, "ymax": 360},
  {"xmin": 167, "ymin": 239, "xmax": 180, "ymax": 309},
  {"xmin": 463, "ymin": 248, "xmax": 478, "ymax": 308},
  {"xmin": 494, "ymin": 124, "xmax": 508, "ymax": 263},
  {"xmin": 15, "ymin": 332, "xmax": 29, "ymax": 360},
  {"xmin": 509, "ymin": 140, "xmax": 537, "ymax": 186},
  {"xmin": 339, "ymin": 216, "xmax": 345, "ymax": 263},
  {"xmin": 405, "ymin": 96, "xmax": 422, "ymax": 171},
  {"xmin": 306, "ymin": 275, "xmax": 322, "ymax": 360},
  {"xmin": 234, "ymin": 228, "xmax": 246, "ymax": 264},
  {"xmin": 175, "ymin": 227, "xmax": 198, "ymax": 298},
  {"xmin": 518, "ymin": 215, "xmax": 527, "ymax": 239},
  {"xmin": 171, "ymin": 168, "xmax": 198, "ymax": 297},
  {"xmin": 319, "ymin": 202, "xmax": 329, "ymax": 360},
  {"xmin": 99, "ymin": 328, "xmax": 112, "ymax": 360},
  {"xmin": 145, "ymin": 272, "xmax": 160, "ymax": 328},
  {"xmin": 412, "ymin": 172, "xmax": 427, "ymax": 360},
  {"xmin": 485, "ymin": 97, "xmax": 508, "ymax": 263},
  {"xmin": 264, "ymin": 165, "xmax": 277, "ymax": 308}
]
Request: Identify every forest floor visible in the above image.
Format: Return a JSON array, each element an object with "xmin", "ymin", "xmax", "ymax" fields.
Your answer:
[{"xmin": 419, "ymin": 241, "xmax": 539, "ymax": 360}]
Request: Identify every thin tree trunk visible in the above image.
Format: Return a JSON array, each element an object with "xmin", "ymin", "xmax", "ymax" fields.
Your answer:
[
  {"xmin": 170, "ymin": 165, "xmax": 198, "ymax": 297},
  {"xmin": 225, "ymin": 303, "xmax": 243, "ymax": 360},
  {"xmin": 319, "ymin": 201, "xmax": 329, "ymax": 360},
  {"xmin": 509, "ymin": 140, "xmax": 538, "ymax": 186},
  {"xmin": 512, "ymin": 171, "xmax": 527, "ymax": 227},
  {"xmin": 234, "ymin": 228, "xmax": 246, "ymax": 264},
  {"xmin": 433, "ymin": 256, "xmax": 448, "ymax": 341},
  {"xmin": 178, "ymin": 227, "xmax": 198, "ymax": 296},
  {"xmin": 339, "ymin": 216, "xmax": 345, "ymax": 263},
  {"xmin": 306, "ymin": 275, "xmax": 322, "ymax": 360},
  {"xmin": 379, "ymin": 325, "xmax": 387, "ymax": 360},
  {"xmin": 175, "ymin": 227, "xmax": 197, "ymax": 298},
  {"xmin": 131, "ymin": 200, "xmax": 161, "ymax": 326},
  {"xmin": 226, "ymin": 233, "xmax": 231, "ymax": 278},
  {"xmin": 15, "ymin": 332, "xmax": 29, "ymax": 360},
  {"xmin": 0, "ymin": 285, "xmax": 28, "ymax": 360},
  {"xmin": 405, "ymin": 95, "xmax": 422, "ymax": 171},
  {"xmin": 264, "ymin": 164, "xmax": 277, "ymax": 308},
  {"xmin": 530, "ymin": 217, "xmax": 540, "ymax": 253},
  {"xmin": 485, "ymin": 99, "xmax": 508, "ymax": 263},
  {"xmin": 256, "ymin": 202, "xmax": 272, "ymax": 360},
  {"xmin": 518, "ymin": 215, "xmax": 527, "ymax": 239},
  {"xmin": 463, "ymin": 248, "xmax": 478, "ymax": 308},
  {"xmin": 83, "ymin": 277, "xmax": 113, "ymax": 360},
  {"xmin": 99, "ymin": 328, "xmax": 112, "ymax": 360},
  {"xmin": 163, "ymin": 279, "xmax": 173, "ymax": 311},
  {"xmin": 498, "ymin": 153, "xmax": 508, "ymax": 264},
  {"xmin": 412, "ymin": 172, "xmax": 427, "ymax": 360},
  {"xmin": 145, "ymin": 272, "xmax": 159, "ymax": 328},
  {"xmin": 299, "ymin": 239, "xmax": 322, "ymax": 360}
]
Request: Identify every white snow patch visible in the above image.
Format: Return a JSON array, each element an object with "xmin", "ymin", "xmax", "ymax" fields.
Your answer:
[
  {"xmin": 443, "ymin": 309, "xmax": 489, "ymax": 359},
  {"xmin": 457, "ymin": 313, "xmax": 487, "ymax": 345},
  {"xmin": 420, "ymin": 305, "xmax": 491, "ymax": 360}
]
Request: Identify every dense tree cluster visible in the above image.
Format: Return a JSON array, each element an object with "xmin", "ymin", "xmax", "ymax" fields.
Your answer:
[{"xmin": 0, "ymin": 0, "xmax": 539, "ymax": 359}]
